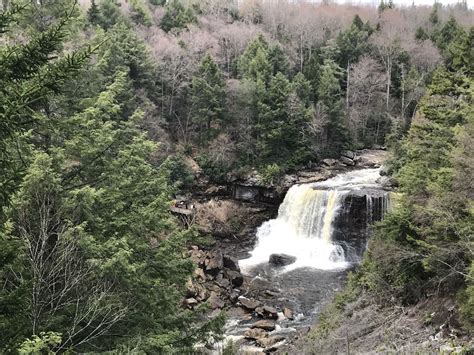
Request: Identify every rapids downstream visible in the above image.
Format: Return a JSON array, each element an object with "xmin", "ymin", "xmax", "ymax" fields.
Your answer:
[{"xmin": 221, "ymin": 167, "xmax": 391, "ymax": 353}]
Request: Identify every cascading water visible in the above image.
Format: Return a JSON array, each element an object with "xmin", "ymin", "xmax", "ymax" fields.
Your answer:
[{"xmin": 240, "ymin": 168, "xmax": 391, "ymax": 272}]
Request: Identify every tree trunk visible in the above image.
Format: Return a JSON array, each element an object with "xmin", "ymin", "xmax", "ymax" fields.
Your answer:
[
  {"xmin": 385, "ymin": 57, "xmax": 391, "ymax": 111},
  {"xmin": 346, "ymin": 61, "xmax": 350, "ymax": 109}
]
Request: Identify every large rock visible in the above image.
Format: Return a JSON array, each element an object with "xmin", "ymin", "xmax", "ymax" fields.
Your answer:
[
  {"xmin": 258, "ymin": 305, "xmax": 278, "ymax": 319},
  {"xmin": 189, "ymin": 247, "xmax": 206, "ymax": 266},
  {"xmin": 269, "ymin": 254, "xmax": 296, "ymax": 267},
  {"xmin": 185, "ymin": 298, "xmax": 198, "ymax": 308},
  {"xmin": 376, "ymin": 176, "xmax": 398, "ymax": 189},
  {"xmin": 322, "ymin": 158, "xmax": 337, "ymax": 166},
  {"xmin": 223, "ymin": 255, "xmax": 240, "ymax": 271},
  {"xmin": 244, "ymin": 328, "xmax": 267, "ymax": 340},
  {"xmin": 193, "ymin": 267, "xmax": 206, "ymax": 281},
  {"xmin": 225, "ymin": 270, "xmax": 244, "ymax": 287},
  {"xmin": 205, "ymin": 250, "xmax": 223, "ymax": 276},
  {"xmin": 195, "ymin": 284, "xmax": 208, "ymax": 301},
  {"xmin": 215, "ymin": 273, "xmax": 230, "ymax": 289},
  {"xmin": 283, "ymin": 307, "xmax": 294, "ymax": 320},
  {"xmin": 238, "ymin": 296, "xmax": 261, "ymax": 311},
  {"xmin": 257, "ymin": 335, "xmax": 286, "ymax": 348},
  {"xmin": 341, "ymin": 150, "xmax": 356, "ymax": 160},
  {"xmin": 340, "ymin": 156, "xmax": 356, "ymax": 166},
  {"xmin": 251, "ymin": 320, "xmax": 276, "ymax": 331},
  {"xmin": 207, "ymin": 291, "xmax": 225, "ymax": 309}
]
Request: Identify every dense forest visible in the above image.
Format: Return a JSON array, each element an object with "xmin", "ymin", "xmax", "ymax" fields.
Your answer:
[{"xmin": 0, "ymin": 0, "xmax": 472, "ymax": 353}]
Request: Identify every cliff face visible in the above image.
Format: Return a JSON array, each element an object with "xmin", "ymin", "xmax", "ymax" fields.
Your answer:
[{"xmin": 333, "ymin": 191, "xmax": 390, "ymax": 262}]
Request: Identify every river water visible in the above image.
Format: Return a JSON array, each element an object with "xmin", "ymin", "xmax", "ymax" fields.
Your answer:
[{"xmin": 220, "ymin": 168, "xmax": 391, "ymax": 353}]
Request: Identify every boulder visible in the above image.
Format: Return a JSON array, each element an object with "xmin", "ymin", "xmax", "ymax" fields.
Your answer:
[
  {"xmin": 189, "ymin": 248, "xmax": 206, "ymax": 266},
  {"xmin": 205, "ymin": 250, "xmax": 223, "ymax": 276},
  {"xmin": 244, "ymin": 328, "xmax": 267, "ymax": 340},
  {"xmin": 283, "ymin": 307, "xmax": 294, "ymax": 320},
  {"xmin": 229, "ymin": 289, "xmax": 240, "ymax": 303},
  {"xmin": 257, "ymin": 335, "xmax": 285, "ymax": 348},
  {"xmin": 376, "ymin": 176, "xmax": 398, "ymax": 189},
  {"xmin": 269, "ymin": 254, "xmax": 296, "ymax": 267},
  {"xmin": 185, "ymin": 298, "xmax": 198, "ymax": 307},
  {"xmin": 207, "ymin": 291, "xmax": 225, "ymax": 310},
  {"xmin": 223, "ymin": 255, "xmax": 240, "ymax": 272},
  {"xmin": 340, "ymin": 156, "xmax": 356, "ymax": 166},
  {"xmin": 193, "ymin": 267, "xmax": 206, "ymax": 281},
  {"xmin": 251, "ymin": 320, "xmax": 276, "ymax": 331},
  {"xmin": 262, "ymin": 305, "xmax": 278, "ymax": 319},
  {"xmin": 195, "ymin": 284, "xmax": 208, "ymax": 301},
  {"xmin": 185, "ymin": 280, "xmax": 196, "ymax": 297},
  {"xmin": 238, "ymin": 296, "xmax": 261, "ymax": 311},
  {"xmin": 225, "ymin": 270, "xmax": 244, "ymax": 287},
  {"xmin": 215, "ymin": 273, "xmax": 230, "ymax": 289},
  {"xmin": 322, "ymin": 158, "xmax": 337, "ymax": 166},
  {"xmin": 341, "ymin": 150, "xmax": 356, "ymax": 160}
]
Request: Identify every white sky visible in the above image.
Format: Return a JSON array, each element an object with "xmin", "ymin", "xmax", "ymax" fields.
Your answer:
[{"xmin": 335, "ymin": 0, "xmax": 473, "ymax": 7}]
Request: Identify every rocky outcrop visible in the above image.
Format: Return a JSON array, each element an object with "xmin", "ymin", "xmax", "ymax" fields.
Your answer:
[
  {"xmin": 185, "ymin": 247, "xmax": 246, "ymax": 310},
  {"xmin": 269, "ymin": 253, "xmax": 297, "ymax": 267},
  {"xmin": 238, "ymin": 296, "xmax": 261, "ymax": 311},
  {"xmin": 332, "ymin": 191, "xmax": 391, "ymax": 261},
  {"xmin": 252, "ymin": 320, "xmax": 276, "ymax": 331}
]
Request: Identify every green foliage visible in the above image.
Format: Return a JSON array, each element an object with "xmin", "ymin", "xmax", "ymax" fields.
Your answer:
[
  {"xmin": 97, "ymin": 21, "xmax": 155, "ymax": 89},
  {"xmin": 129, "ymin": 0, "xmax": 153, "ymax": 26},
  {"xmin": 87, "ymin": 0, "xmax": 101, "ymax": 26},
  {"xmin": 378, "ymin": 0, "xmax": 394, "ymax": 12},
  {"xmin": 256, "ymin": 72, "xmax": 313, "ymax": 166},
  {"xmin": 0, "ymin": 9, "xmax": 223, "ymax": 353},
  {"xmin": 303, "ymin": 50, "xmax": 321, "ymax": 100},
  {"xmin": 160, "ymin": 154, "xmax": 195, "ymax": 190},
  {"xmin": 268, "ymin": 44, "xmax": 289, "ymax": 76},
  {"xmin": 18, "ymin": 332, "xmax": 62, "ymax": 355},
  {"xmin": 160, "ymin": 0, "xmax": 197, "ymax": 32},
  {"xmin": 317, "ymin": 59, "xmax": 350, "ymax": 154},
  {"xmin": 149, "ymin": 0, "xmax": 166, "ymax": 5},
  {"xmin": 355, "ymin": 47, "xmax": 473, "ymax": 307},
  {"xmin": 238, "ymin": 35, "xmax": 271, "ymax": 83},
  {"xmin": 259, "ymin": 163, "xmax": 282, "ymax": 185},
  {"xmin": 96, "ymin": 0, "xmax": 123, "ymax": 30},
  {"xmin": 190, "ymin": 53, "xmax": 226, "ymax": 144},
  {"xmin": 336, "ymin": 15, "xmax": 370, "ymax": 67},
  {"xmin": 0, "ymin": 5, "xmax": 92, "ymax": 216},
  {"xmin": 415, "ymin": 27, "xmax": 429, "ymax": 41}
]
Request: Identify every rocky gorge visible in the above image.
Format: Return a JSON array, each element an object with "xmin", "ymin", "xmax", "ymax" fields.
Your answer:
[{"xmin": 175, "ymin": 149, "xmax": 394, "ymax": 353}]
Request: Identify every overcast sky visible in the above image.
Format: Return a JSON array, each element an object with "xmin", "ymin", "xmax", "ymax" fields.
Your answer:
[
  {"xmin": 331, "ymin": 0, "xmax": 473, "ymax": 7},
  {"xmin": 348, "ymin": 0, "xmax": 474, "ymax": 8},
  {"xmin": 326, "ymin": 0, "xmax": 474, "ymax": 9}
]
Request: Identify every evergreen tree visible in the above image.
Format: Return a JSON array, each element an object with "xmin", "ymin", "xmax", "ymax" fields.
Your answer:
[
  {"xmin": 291, "ymin": 72, "xmax": 312, "ymax": 105},
  {"xmin": 238, "ymin": 35, "xmax": 272, "ymax": 84},
  {"xmin": 433, "ymin": 16, "xmax": 463, "ymax": 51},
  {"xmin": 415, "ymin": 26, "xmax": 429, "ymax": 41},
  {"xmin": 97, "ymin": 0, "xmax": 123, "ymax": 30},
  {"xmin": 256, "ymin": 73, "xmax": 312, "ymax": 166},
  {"xmin": 160, "ymin": 0, "xmax": 197, "ymax": 33},
  {"xmin": 336, "ymin": 16, "xmax": 371, "ymax": 68},
  {"xmin": 190, "ymin": 54, "xmax": 226, "ymax": 144},
  {"xmin": 129, "ymin": 0, "xmax": 152, "ymax": 27},
  {"xmin": 268, "ymin": 44, "xmax": 289, "ymax": 76},
  {"xmin": 303, "ymin": 50, "xmax": 321, "ymax": 101},
  {"xmin": 87, "ymin": 0, "xmax": 101, "ymax": 26},
  {"xmin": 317, "ymin": 59, "xmax": 349, "ymax": 154}
]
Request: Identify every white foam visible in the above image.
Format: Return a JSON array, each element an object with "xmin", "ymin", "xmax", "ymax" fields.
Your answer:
[{"xmin": 239, "ymin": 168, "xmax": 384, "ymax": 273}]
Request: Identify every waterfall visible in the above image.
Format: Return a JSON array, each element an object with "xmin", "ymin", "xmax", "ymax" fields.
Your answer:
[{"xmin": 240, "ymin": 168, "xmax": 391, "ymax": 272}]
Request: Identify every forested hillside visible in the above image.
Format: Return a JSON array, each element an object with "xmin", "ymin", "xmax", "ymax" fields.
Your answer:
[{"xmin": 0, "ymin": 0, "xmax": 472, "ymax": 353}]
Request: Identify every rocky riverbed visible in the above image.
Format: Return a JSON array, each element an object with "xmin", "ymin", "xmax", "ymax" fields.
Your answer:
[{"xmin": 178, "ymin": 149, "xmax": 391, "ymax": 353}]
